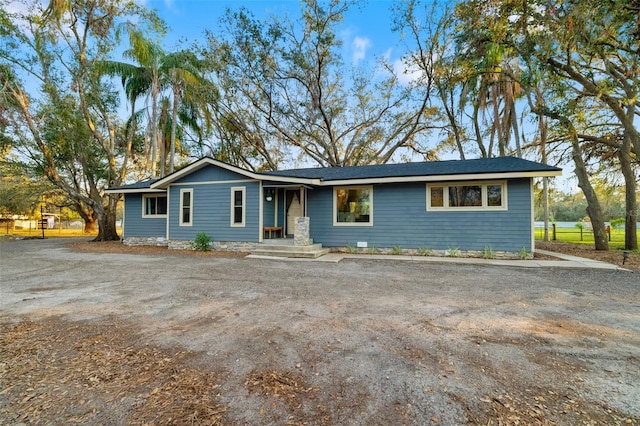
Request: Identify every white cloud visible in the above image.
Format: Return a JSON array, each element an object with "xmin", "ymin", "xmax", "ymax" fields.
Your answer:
[
  {"xmin": 392, "ymin": 58, "xmax": 423, "ymax": 86},
  {"xmin": 351, "ymin": 36, "xmax": 371, "ymax": 66}
]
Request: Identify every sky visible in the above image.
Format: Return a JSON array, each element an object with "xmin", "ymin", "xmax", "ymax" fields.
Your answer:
[{"xmin": 139, "ymin": 0, "xmax": 412, "ymax": 78}]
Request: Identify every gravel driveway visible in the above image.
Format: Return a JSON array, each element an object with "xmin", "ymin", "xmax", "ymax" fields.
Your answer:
[{"xmin": 1, "ymin": 238, "xmax": 639, "ymax": 425}]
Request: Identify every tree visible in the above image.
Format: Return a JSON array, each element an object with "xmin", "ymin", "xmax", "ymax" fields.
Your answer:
[
  {"xmin": 447, "ymin": 0, "xmax": 638, "ymax": 250},
  {"xmin": 0, "ymin": 151, "xmax": 55, "ymax": 217},
  {"xmin": 395, "ymin": 0, "xmax": 527, "ymax": 160},
  {"xmin": 201, "ymin": 0, "xmax": 438, "ymax": 169},
  {"xmin": 0, "ymin": 0, "xmax": 165, "ymax": 240},
  {"xmin": 517, "ymin": 0, "xmax": 638, "ymax": 250}
]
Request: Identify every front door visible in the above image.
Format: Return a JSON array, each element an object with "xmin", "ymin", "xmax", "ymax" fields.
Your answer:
[{"xmin": 286, "ymin": 190, "xmax": 302, "ymax": 237}]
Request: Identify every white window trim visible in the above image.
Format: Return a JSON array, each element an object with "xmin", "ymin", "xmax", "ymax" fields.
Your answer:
[
  {"xmin": 426, "ymin": 181, "xmax": 508, "ymax": 211},
  {"xmin": 142, "ymin": 194, "xmax": 167, "ymax": 218},
  {"xmin": 230, "ymin": 186, "xmax": 246, "ymax": 227},
  {"xmin": 179, "ymin": 188, "xmax": 193, "ymax": 226},
  {"xmin": 333, "ymin": 185, "xmax": 374, "ymax": 227}
]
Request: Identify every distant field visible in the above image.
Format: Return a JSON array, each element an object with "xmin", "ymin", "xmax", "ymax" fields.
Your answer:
[
  {"xmin": 535, "ymin": 226, "xmax": 640, "ymax": 250},
  {"xmin": 3, "ymin": 228, "xmax": 101, "ymax": 238}
]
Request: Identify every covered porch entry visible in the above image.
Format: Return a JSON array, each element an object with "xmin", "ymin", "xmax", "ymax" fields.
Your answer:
[
  {"xmin": 258, "ymin": 184, "xmax": 329, "ymax": 258},
  {"xmin": 261, "ymin": 185, "xmax": 309, "ymax": 240}
]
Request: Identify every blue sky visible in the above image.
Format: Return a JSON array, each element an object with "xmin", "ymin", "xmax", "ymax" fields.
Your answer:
[{"xmin": 141, "ymin": 0, "xmax": 411, "ymax": 78}]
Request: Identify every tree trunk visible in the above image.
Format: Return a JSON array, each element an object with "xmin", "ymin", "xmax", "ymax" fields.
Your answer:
[
  {"xmin": 542, "ymin": 177, "xmax": 550, "ymax": 242},
  {"xmin": 169, "ymin": 85, "xmax": 179, "ymax": 174},
  {"xmin": 619, "ymin": 136, "xmax": 638, "ymax": 250},
  {"xmin": 571, "ymin": 138, "xmax": 609, "ymax": 250},
  {"xmin": 84, "ymin": 215, "xmax": 97, "ymax": 233},
  {"xmin": 93, "ymin": 196, "xmax": 120, "ymax": 242},
  {"xmin": 539, "ymin": 107, "xmax": 549, "ymax": 241}
]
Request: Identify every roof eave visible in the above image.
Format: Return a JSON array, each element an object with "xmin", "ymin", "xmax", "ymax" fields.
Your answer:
[
  {"xmin": 104, "ymin": 187, "xmax": 167, "ymax": 194},
  {"xmin": 318, "ymin": 170, "xmax": 562, "ymax": 186}
]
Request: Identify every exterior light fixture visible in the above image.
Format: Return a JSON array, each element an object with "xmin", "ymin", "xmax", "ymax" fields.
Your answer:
[{"xmin": 265, "ymin": 188, "xmax": 275, "ymax": 202}]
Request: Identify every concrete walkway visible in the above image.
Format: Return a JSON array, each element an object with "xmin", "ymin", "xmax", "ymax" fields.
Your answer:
[{"xmin": 247, "ymin": 249, "xmax": 629, "ymax": 270}]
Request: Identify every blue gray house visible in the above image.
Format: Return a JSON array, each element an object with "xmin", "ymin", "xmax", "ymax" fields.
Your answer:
[{"xmin": 106, "ymin": 156, "xmax": 561, "ymax": 257}]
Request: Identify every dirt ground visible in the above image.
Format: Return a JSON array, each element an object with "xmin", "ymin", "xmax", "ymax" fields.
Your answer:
[
  {"xmin": 1, "ymin": 238, "xmax": 639, "ymax": 425},
  {"xmin": 535, "ymin": 241, "xmax": 640, "ymax": 272}
]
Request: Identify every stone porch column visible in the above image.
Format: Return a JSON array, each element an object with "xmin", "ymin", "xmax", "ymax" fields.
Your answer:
[{"xmin": 294, "ymin": 217, "xmax": 311, "ymax": 246}]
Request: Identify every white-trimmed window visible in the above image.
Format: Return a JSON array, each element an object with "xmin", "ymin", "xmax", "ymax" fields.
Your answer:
[
  {"xmin": 142, "ymin": 194, "xmax": 167, "ymax": 217},
  {"xmin": 427, "ymin": 182, "xmax": 507, "ymax": 211},
  {"xmin": 179, "ymin": 188, "xmax": 193, "ymax": 226},
  {"xmin": 334, "ymin": 186, "xmax": 373, "ymax": 226},
  {"xmin": 230, "ymin": 187, "xmax": 245, "ymax": 227}
]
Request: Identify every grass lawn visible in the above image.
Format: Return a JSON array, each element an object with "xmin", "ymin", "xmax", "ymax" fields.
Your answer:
[
  {"xmin": 535, "ymin": 226, "xmax": 640, "ymax": 250},
  {"xmin": 2, "ymin": 228, "xmax": 101, "ymax": 239}
]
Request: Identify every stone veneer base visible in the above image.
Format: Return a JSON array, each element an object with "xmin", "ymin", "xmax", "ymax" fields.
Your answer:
[
  {"xmin": 334, "ymin": 247, "xmax": 532, "ymax": 260},
  {"xmin": 123, "ymin": 237, "xmax": 256, "ymax": 252},
  {"xmin": 122, "ymin": 237, "xmax": 169, "ymax": 247}
]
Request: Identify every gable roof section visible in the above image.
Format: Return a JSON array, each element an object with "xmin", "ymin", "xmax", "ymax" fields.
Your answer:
[
  {"xmin": 106, "ymin": 156, "xmax": 561, "ymax": 193},
  {"xmin": 149, "ymin": 157, "xmax": 322, "ymax": 189}
]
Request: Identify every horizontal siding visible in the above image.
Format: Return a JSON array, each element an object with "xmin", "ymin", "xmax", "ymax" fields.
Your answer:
[
  {"xmin": 308, "ymin": 179, "xmax": 532, "ymax": 252},
  {"xmin": 172, "ymin": 164, "xmax": 251, "ymax": 184},
  {"xmin": 168, "ymin": 181, "xmax": 261, "ymax": 242},
  {"xmin": 123, "ymin": 194, "xmax": 166, "ymax": 238},
  {"xmin": 263, "ymin": 195, "xmax": 276, "ymax": 228}
]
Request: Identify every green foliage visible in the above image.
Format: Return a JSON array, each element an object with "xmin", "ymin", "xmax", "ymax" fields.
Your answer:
[
  {"xmin": 610, "ymin": 218, "xmax": 625, "ymax": 230},
  {"xmin": 392, "ymin": 244, "xmax": 402, "ymax": 255},
  {"xmin": 535, "ymin": 226, "xmax": 639, "ymax": 250},
  {"xmin": 417, "ymin": 247, "xmax": 433, "ymax": 256},
  {"xmin": 368, "ymin": 246, "xmax": 380, "ymax": 255},
  {"xmin": 519, "ymin": 247, "xmax": 529, "ymax": 260},
  {"xmin": 575, "ymin": 222, "xmax": 584, "ymax": 230},
  {"xmin": 482, "ymin": 245, "xmax": 495, "ymax": 259},
  {"xmin": 191, "ymin": 232, "xmax": 212, "ymax": 251},
  {"xmin": 447, "ymin": 247, "xmax": 461, "ymax": 257},
  {"xmin": 344, "ymin": 243, "xmax": 357, "ymax": 254}
]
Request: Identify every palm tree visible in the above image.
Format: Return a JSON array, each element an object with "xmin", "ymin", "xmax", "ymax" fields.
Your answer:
[
  {"xmin": 98, "ymin": 25, "xmax": 165, "ymax": 176},
  {"xmin": 161, "ymin": 50, "xmax": 203, "ymax": 174},
  {"xmin": 100, "ymin": 28, "xmax": 205, "ymax": 176}
]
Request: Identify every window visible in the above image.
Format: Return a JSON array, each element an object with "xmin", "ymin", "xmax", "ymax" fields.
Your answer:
[
  {"xmin": 427, "ymin": 182, "xmax": 506, "ymax": 211},
  {"xmin": 142, "ymin": 194, "xmax": 167, "ymax": 217},
  {"xmin": 449, "ymin": 185, "xmax": 482, "ymax": 207},
  {"xmin": 230, "ymin": 187, "xmax": 245, "ymax": 227},
  {"xmin": 334, "ymin": 186, "xmax": 372, "ymax": 226},
  {"xmin": 180, "ymin": 189, "xmax": 193, "ymax": 226}
]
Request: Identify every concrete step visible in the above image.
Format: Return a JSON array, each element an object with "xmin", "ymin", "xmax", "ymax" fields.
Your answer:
[
  {"xmin": 261, "ymin": 238, "xmax": 314, "ymax": 246},
  {"xmin": 252, "ymin": 246, "xmax": 331, "ymax": 259},
  {"xmin": 259, "ymin": 243, "xmax": 324, "ymax": 252}
]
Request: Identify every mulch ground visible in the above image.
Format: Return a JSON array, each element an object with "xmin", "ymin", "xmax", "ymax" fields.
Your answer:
[
  {"xmin": 64, "ymin": 239, "xmax": 639, "ymax": 272},
  {"xmin": 65, "ymin": 240, "xmax": 248, "ymax": 257},
  {"xmin": 0, "ymin": 317, "xmax": 228, "ymax": 425},
  {"xmin": 536, "ymin": 241, "xmax": 639, "ymax": 272},
  {"xmin": 1, "ymin": 239, "xmax": 637, "ymax": 424}
]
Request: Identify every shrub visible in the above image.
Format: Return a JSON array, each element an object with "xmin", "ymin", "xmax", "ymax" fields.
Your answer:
[
  {"xmin": 191, "ymin": 232, "xmax": 212, "ymax": 252},
  {"xmin": 417, "ymin": 247, "xmax": 433, "ymax": 256},
  {"xmin": 519, "ymin": 247, "xmax": 529, "ymax": 260},
  {"xmin": 392, "ymin": 244, "xmax": 402, "ymax": 255},
  {"xmin": 447, "ymin": 247, "xmax": 461, "ymax": 257},
  {"xmin": 368, "ymin": 246, "xmax": 380, "ymax": 255},
  {"xmin": 482, "ymin": 245, "xmax": 495, "ymax": 259}
]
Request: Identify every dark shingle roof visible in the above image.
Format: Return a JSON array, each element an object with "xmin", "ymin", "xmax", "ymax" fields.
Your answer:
[
  {"xmin": 262, "ymin": 156, "xmax": 561, "ymax": 181},
  {"xmin": 108, "ymin": 156, "xmax": 561, "ymax": 192},
  {"xmin": 106, "ymin": 178, "xmax": 160, "ymax": 191}
]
